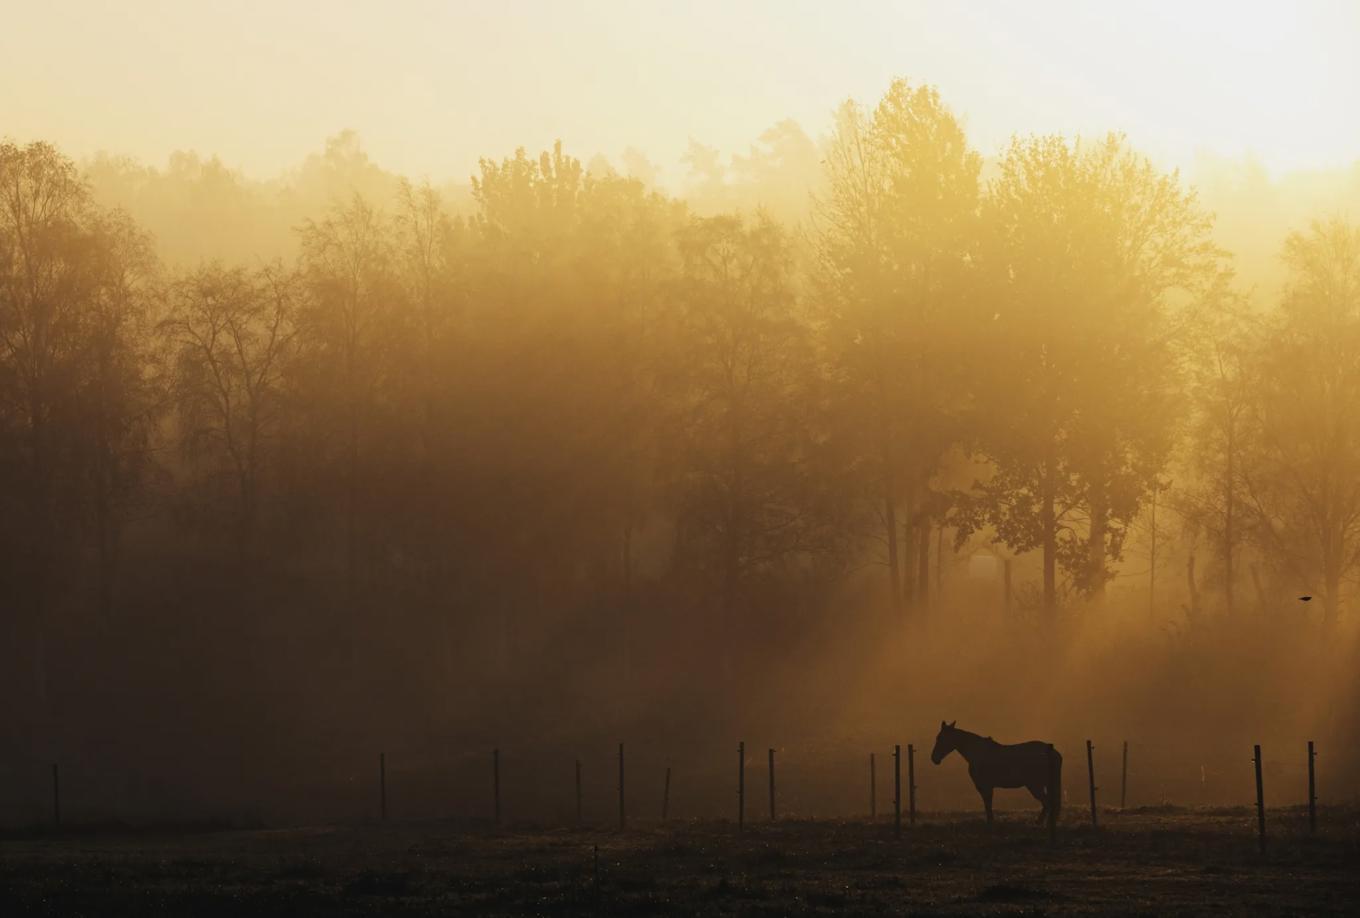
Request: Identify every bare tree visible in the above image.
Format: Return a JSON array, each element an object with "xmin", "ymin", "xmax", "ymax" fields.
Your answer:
[{"xmin": 161, "ymin": 263, "xmax": 298, "ymax": 559}]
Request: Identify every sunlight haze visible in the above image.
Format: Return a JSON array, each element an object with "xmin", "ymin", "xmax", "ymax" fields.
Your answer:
[
  {"xmin": 3, "ymin": 0, "xmax": 1357, "ymax": 182},
  {"xmin": 4, "ymin": 6, "xmax": 1360, "ymax": 912}
]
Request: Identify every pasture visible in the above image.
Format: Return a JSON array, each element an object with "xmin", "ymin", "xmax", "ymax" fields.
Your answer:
[{"xmin": 2, "ymin": 806, "xmax": 1355, "ymax": 915}]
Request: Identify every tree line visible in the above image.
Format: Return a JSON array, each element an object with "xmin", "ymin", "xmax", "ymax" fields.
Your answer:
[{"xmin": 3, "ymin": 79, "xmax": 1358, "ymax": 724}]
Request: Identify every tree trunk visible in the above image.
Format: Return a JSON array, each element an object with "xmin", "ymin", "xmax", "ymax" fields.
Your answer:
[
  {"xmin": 1148, "ymin": 486, "xmax": 1157, "ymax": 626},
  {"xmin": 1186, "ymin": 554, "xmax": 1201, "ymax": 622},
  {"xmin": 935, "ymin": 524, "xmax": 944, "ymax": 599},
  {"xmin": 345, "ymin": 345, "xmax": 361, "ymax": 669},
  {"xmin": 621, "ymin": 521, "xmax": 634, "ymax": 688},
  {"xmin": 1224, "ymin": 421, "xmax": 1235, "ymax": 618},
  {"xmin": 901, "ymin": 514, "xmax": 917, "ymax": 611},
  {"xmin": 884, "ymin": 489, "xmax": 901, "ymax": 622},
  {"xmin": 1249, "ymin": 563, "xmax": 1268, "ymax": 617},
  {"xmin": 916, "ymin": 520, "xmax": 930, "ymax": 609},
  {"xmin": 1324, "ymin": 560, "xmax": 1341, "ymax": 626},
  {"xmin": 878, "ymin": 360, "xmax": 901, "ymax": 624},
  {"xmin": 28, "ymin": 386, "xmax": 54, "ymax": 706},
  {"xmin": 1087, "ymin": 481, "xmax": 1108, "ymax": 600},
  {"xmin": 722, "ymin": 514, "xmax": 740, "ymax": 681},
  {"xmin": 1041, "ymin": 443, "xmax": 1058, "ymax": 617},
  {"xmin": 723, "ymin": 409, "xmax": 745, "ymax": 681},
  {"xmin": 94, "ymin": 443, "xmax": 115, "ymax": 627}
]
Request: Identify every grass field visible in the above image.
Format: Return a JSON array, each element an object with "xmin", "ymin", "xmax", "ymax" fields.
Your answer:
[{"xmin": 2, "ymin": 806, "xmax": 1356, "ymax": 915}]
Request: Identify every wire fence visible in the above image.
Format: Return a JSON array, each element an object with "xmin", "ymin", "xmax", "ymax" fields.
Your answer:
[{"xmin": 1, "ymin": 734, "xmax": 1350, "ymax": 832}]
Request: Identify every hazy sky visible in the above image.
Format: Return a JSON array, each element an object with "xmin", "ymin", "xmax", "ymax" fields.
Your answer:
[{"xmin": 3, "ymin": 0, "xmax": 1358, "ymax": 183}]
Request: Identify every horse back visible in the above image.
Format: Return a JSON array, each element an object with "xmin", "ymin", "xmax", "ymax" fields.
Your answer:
[{"xmin": 1007, "ymin": 740, "xmax": 1060, "ymax": 762}]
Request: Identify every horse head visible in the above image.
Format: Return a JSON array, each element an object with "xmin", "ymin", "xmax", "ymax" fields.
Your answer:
[{"xmin": 930, "ymin": 720, "xmax": 958, "ymax": 765}]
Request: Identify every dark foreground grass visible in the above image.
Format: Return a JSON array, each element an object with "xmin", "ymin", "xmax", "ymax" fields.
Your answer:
[{"xmin": 1, "ymin": 807, "xmax": 1356, "ymax": 915}]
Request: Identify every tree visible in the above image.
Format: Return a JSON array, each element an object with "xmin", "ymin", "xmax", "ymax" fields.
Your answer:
[
  {"xmin": 391, "ymin": 176, "xmax": 461, "ymax": 594},
  {"xmin": 813, "ymin": 80, "xmax": 981, "ymax": 623},
  {"xmin": 0, "ymin": 140, "xmax": 158, "ymax": 700},
  {"xmin": 161, "ymin": 262, "xmax": 298, "ymax": 559},
  {"xmin": 963, "ymin": 134, "xmax": 1218, "ymax": 615},
  {"xmin": 1176, "ymin": 273, "xmax": 1257, "ymax": 617},
  {"xmin": 81, "ymin": 208, "xmax": 159, "ymax": 624},
  {"xmin": 298, "ymin": 193, "xmax": 399, "ymax": 647},
  {"xmin": 669, "ymin": 213, "xmax": 824, "ymax": 672},
  {"xmin": 1242, "ymin": 219, "xmax": 1360, "ymax": 624}
]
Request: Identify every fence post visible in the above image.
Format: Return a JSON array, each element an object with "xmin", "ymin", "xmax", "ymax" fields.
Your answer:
[
  {"xmin": 1253, "ymin": 744, "xmax": 1265, "ymax": 853},
  {"xmin": 737, "ymin": 741, "xmax": 745, "ymax": 833},
  {"xmin": 1003, "ymin": 559, "xmax": 1013, "ymax": 616},
  {"xmin": 1120, "ymin": 740, "xmax": 1128, "ymax": 810},
  {"xmin": 52, "ymin": 763, "xmax": 60, "ymax": 826},
  {"xmin": 869, "ymin": 753, "xmax": 876, "ymax": 820},
  {"xmin": 1307, "ymin": 741, "xmax": 1316, "ymax": 834},
  {"xmin": 1085, "ymin": 740, "xmax": 1098, "ymax": 828},
  {"xmin": 662, "ymin": 765, "xmax": 671, "ymax": 821},
  {"xmin": 768, "ymin": 748, "xmax": 776, "ymax": 822},
  {"xmin": 379, "ymin": 753, "xmax": 387, "ymax": 821},
  {"xmin": 893, "ymin": 744, "xmax": 901, "ymax": 838},
  {"xmin": 493, "ymin": 748, "xmax": 501, "ymax": 826},
  {"xmin": 907, "ymin": 744, "xmax": 917, "ymax": 826},
  {"xmin": 1046, "ymin": 744, "xmax": 1058, "ymax": 845},
  {"xmin": 575, "ymin": 758, "xmax": 582, "ymax": 825}
]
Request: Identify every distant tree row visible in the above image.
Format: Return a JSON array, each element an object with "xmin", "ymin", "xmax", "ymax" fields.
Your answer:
[{"xmin": 3, "ymin": 79, "xmax": 1358, "ymax": 718}]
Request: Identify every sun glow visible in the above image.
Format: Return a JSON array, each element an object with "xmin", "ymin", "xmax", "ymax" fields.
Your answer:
[{"xmin": 0, "ymin": 1, "xmax": 1354, "ymax": 182}]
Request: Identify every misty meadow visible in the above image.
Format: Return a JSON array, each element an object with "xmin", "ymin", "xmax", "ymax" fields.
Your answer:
[{"xmin": 2, "ymin": 2, "xmax": 1359, "ymax": 914}]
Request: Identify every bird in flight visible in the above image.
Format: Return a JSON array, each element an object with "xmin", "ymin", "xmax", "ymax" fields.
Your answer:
[{"xmin": 1298, "ymin": 595, "xmax": 1312, "ymax": 602}]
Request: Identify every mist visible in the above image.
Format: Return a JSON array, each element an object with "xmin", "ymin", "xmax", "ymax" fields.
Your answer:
[{"xmin": 3, "ymin": 68, "xmax": 1360, "ymax": 832}]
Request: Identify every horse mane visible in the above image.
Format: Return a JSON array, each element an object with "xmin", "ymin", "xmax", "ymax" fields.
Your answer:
[{"xmin": 953, "ymin": 726, "xmax": 1001, "ymax": 750}]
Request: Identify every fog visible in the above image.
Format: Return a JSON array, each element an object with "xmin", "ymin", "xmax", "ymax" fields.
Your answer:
[{"xmin": 2, "ymin": 71, "xmax": 1359, "ymax": 827}]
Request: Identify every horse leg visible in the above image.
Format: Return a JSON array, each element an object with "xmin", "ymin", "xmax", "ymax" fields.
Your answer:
[
  {"xmin": 979, "ymin": 785, "xmax": 994, "ymax": 825},
  {"xmin": 1027, "ymin": 784, "xmax": 1047, "ymax": 825}
]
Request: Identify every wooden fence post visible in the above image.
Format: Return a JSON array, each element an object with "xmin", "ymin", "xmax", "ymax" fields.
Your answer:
[
  {"xmin": 1086, "ymin": 740, "xmax": 1098, "ymax": 828},
  {"xmin": 1253, "ymin": 744, "xmax": 1265, "ymax": 853},
  {"xmin": 1120, "ymin": 740, "xmax": 1128, "ymax": 810},
  {"xmin": 52, "ymin": 763, "xmax": 60, "ymax": 826},
  {"xmin": 767, "ymin": 748, "xmax": 776, "ymax": 822},
  {"xmin": 493, "ymin": 748, "xmax": 501, "ymax": 826},
  {"xmin": 907, "ymin": 744, "xmax": 917, "ymax": 826},
  {"xmin": 575, "ymin": 758, "xmax": 582, "ymax": 825},
  {"xmin": 1046, "ymin": 744, "xmax": 1059, "ymax": 845},
  {"xmin": 893, "ymin": 744, "xmax": 901, "ymax": 838},
  {"xmin": 662, "ymin": 765, "xmax": 671, "ymax": 821},
  {"xmin": 869, "ymin": 753, "xmax": 876, "ymax": 820},
  {"xmin": 1307, "ymin": 741, "xmax": 1316, "ymax": 834},
  {"xmin": 737, "ymin": 741, "xmax": 745, "ymax": 833},
  {"xmin": 379, "ymin": 753, "xmax": 387, "ymax": 821}
]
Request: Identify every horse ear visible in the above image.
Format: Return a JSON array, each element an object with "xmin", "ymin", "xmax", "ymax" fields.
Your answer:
[
  {"xmin": 948, "ymin": 720, "xmax": 956, "ymax": 728},
  {"xmin": 940, "ymin": 720, "xmax": 947, "ymax": 729}
]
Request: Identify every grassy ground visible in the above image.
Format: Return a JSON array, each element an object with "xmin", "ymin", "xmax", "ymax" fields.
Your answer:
[{"xmin": 1, "ymin": 806, "xmax": 1356, "ymax": 915}]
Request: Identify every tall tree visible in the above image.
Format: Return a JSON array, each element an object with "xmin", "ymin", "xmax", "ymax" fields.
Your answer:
[
  {"xmin": 298, "ymin": 194, "xmax": 398, "ymax": 649},
  {"xmin": 1243, "ymin": 219, "xmax": 1360, "ymax": 624},
  {"xmin": 0, "ymin": 141, "xmax": 158, "ymax": 699},
  {"xmin": 81, "ymin": 208, "xmax": 158, "ymax": 624},
  {"xmin": 670, "ymin": 213, "xmax": 822, "ymax": 673},
  {"xmin": 161, "ymin": 262, "xmax": 298, "ymax": 559},
  {"xmin": 1177, "ymin": 273, "xmax": 1257, "ymax": 617},
  {"xmin": 813, "ymin": 80, "xmax": 980, "ymax": 624},
  {"xmin": 963, "ymin": 134, "xmax": 1218, "ymax": 614}
]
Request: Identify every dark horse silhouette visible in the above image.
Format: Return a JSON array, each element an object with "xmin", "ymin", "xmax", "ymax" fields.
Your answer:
[{"xmin": 930, "ymin": 721, "xmax": 1061, "ymax": 824}]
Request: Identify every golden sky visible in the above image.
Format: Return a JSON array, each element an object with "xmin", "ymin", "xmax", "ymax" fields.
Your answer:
[{"xmin": 3, "ymin": 0, "xmax": 1357, "ymax": 182}]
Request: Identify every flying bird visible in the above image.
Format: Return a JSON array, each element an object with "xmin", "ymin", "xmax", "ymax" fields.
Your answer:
[{"xmin": 1298, "ymin": 595, "xmax": 1312, "ymax": 602}]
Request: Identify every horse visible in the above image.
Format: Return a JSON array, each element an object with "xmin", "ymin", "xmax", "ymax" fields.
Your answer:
[{"xmin": 930, "ymin": 720, "xmax": 1061, "ymax": 825}]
